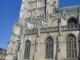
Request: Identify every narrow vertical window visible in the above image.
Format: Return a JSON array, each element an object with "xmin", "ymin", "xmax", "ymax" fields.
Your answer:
[
  {"xmin": 24, "ymin": 41, "xmax": 30, "ymax": 59},
  {"xmin": 44, "ymin": 0, "xmax": 47, "ymax": 18},
  {"xmin": 46, "ymin": 37, "xmax": 53, "ymax": 59},
  {"xmin": 66, "ymin": 34, "xmax": 77, "ymax": 58}
]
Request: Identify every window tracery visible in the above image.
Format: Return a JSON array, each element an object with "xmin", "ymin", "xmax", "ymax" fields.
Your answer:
[
  {"xmin": 66, "ymin": 34, "xmax": 77, "ymax": 58},
  {"xmin": 24, "ymin": 41, "xmax": 30, "ymax": 59},
  {"xmin": 46, "ymin": 37, "xmax": 53, "ymax": 59}
]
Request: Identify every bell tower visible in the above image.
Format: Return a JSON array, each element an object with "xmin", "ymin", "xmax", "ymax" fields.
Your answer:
[
  {"xmin": 18, "ymin": 0, "xmax": 59, "ymax": 21},
  {"xmin": 46, "ymin": 0, "xmax": 59, "ymax": 14}
]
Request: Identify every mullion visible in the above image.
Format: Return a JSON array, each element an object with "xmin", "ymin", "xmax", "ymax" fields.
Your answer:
[
  {"xmin": 49, "ymin": 43, "xmax": 51, "ymax": 59},
  {"xmin": 51, "ymin": 44, "xmax": 53, "ymax": 59},
  {"xmin": 24, "ymin": 42, "xmax": 30, "ymax": 59},
  {"xmin": 67, "ymin": 35, "xmax": 77, "ymax": 58},
  {"xmin": 46, "ymin": 37, "xmax": 53, "ymax": 59}
]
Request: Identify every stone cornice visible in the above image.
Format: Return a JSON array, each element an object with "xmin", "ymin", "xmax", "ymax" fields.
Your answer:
[{"xmin": 25, "ymin": 25, "xmax": 79, "ymax": 35}]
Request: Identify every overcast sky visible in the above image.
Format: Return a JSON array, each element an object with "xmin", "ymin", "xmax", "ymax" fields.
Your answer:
[{"xmin": 0, "ymin": 0, "xmax": 80, "ymax": 49}]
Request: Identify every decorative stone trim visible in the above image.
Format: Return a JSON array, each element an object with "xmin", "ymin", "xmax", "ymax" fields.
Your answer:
[
  {"xmin": 25, "ymin": 24, "xmax": 79, "ymax": 34},
  {"xmin": 62, "ymin": 58, "xmax": 78, "ymax": 60}
]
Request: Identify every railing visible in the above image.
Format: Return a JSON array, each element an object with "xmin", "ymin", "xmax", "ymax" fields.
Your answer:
[
  {"xmin": 26, "ymin": 28, "xmax": 38, "ymax": 34},
  {"xmin": 25, "ymin": 25, "xmax": 79, "ymax": 34},
  {"xmin": 61, "ymin": 24, "xmax": 79, "ymax": 31},
  {"xmin": 41, "ymin": 27, "xmax": 58, "ymax": 33},
  {"xmin": 24, "ymin": 59, "xmax": 29, "ymax": 60}
]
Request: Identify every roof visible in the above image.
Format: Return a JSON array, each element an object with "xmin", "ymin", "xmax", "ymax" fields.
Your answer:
[
  {"xmin": 54, "ymin": 5, "xmax": 80, "ymax": 14},
  {"xmin": 0, "ymin": 48, "xmax": 7, "ymax": 55}
]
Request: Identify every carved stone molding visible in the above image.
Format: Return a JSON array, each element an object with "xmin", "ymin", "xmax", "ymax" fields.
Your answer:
[{"xmin": 25, "ymin": 25, "xmax": 79, "ymax": 34}]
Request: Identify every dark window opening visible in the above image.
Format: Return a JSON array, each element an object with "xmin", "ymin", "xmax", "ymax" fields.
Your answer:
[
  {"xmin": 46, "ymin": 36, "xmax": 53, "ymax": 59},
  {"xmin": 24, "ymin": 40, "xmax": 30, "ymax": 59},
  {"xmin": 66, "ymin": 34, "xmax": 77, "ymax": 58},
  {"xmin": 67, "ymin": 17, "xmax": 77, "ymax": 25}
]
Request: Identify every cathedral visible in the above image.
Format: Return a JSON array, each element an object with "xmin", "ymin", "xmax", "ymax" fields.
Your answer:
[{"xmin": 6, "ymin": 0, "xmax": 80, "ymax": 60}]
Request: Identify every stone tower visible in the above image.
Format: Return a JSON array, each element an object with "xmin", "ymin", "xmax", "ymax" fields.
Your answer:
[
  {"xmin": 6, "ymin": 0, "xmax": 80, "ymax": 60},
  {"xmin": 18, "ymin": 0, "xmax": 58, "ymax": 27}
]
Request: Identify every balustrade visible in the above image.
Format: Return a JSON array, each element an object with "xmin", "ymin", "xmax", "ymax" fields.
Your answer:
[{"xmin": 25, "ymin": 24, "xmax": 79, "ymax": 34}]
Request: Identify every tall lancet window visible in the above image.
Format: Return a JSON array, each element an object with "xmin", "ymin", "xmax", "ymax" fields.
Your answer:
[
  {"xmin": 24, "ymin": 40, "xmax": 30, "ymax": 59},
  {"xmin": 66, "ymin": 34, "xmax": 77, "ymax": 58},
  {"xmin": 44, "ymin": 0, "xmax": 47, "ymax": 18},
  {"xmin": 46, "ymin": 36, "xmax": 53, "ymax": 59}
]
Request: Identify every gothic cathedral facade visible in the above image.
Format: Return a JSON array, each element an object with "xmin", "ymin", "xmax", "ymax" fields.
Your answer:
[{"xmin": 6, "ymin": 0, "xmax": 80, "ymax": 60}]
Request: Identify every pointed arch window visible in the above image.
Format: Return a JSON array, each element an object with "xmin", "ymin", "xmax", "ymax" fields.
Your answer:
[
  {"xmin": 24, "ymin": 40, "xmax": 30, "ymax": 59},
  {"xmin": 46, "ymin": 36, "xmax": 53, "ymax": 59},
  {"xmin": 66, "ymin": 34, "xmax": 77, "ymax": 58},
  {"xmin": 67, "ymin": 17, "xmax": 77, "ymax": 26}
]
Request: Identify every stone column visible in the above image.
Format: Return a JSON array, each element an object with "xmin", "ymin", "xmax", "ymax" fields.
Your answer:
[
  {"xmin": 15, "ymin": 40, "xmax": 21, "ymax": 60},
  {"xmin": 78, "ymin": 25, "xmax": 80, "ymax": 60},
  {"xmin": 34, "ymin": 35, "xmax": 40, "ymax": 60},
  {"xmin": 57, "ymin": 19, "xmax": 61, "ymax": 50},
  {"xmin": 58, "ymin": 19, "xmax": 61, "ymax": 35},
  {"xmin": 78, "ymin": 6, "xmax": 80, "ymax": 60},
  {"xmin": 56, "ymin": 19, "xmax": 61, "ymax": 60},
  {"xmin": 17, "ymin": 50, "xmax": 21, "ymax": 60},
  {"xmin": 78, "ymin": 39, "xmax": 80, "ymax": 60}
]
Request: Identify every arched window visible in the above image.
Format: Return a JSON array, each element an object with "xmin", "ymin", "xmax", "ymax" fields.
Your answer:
[
  {"xmin": 46, "ymin": 36, "xmax": 53, "ymax": 59},
  {"xmin": 66, "ymin": 34, "xmax": 77, "ymax": 58},
  {"xmin": 67, "ymin": 17, "xmax": 77, "ymax": 25},
  {"xmin": 24, "ymin": 40, "xmax": 30, "ymax": 59}
]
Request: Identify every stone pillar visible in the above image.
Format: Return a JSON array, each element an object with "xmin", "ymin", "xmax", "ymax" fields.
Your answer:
[
  {"xmin": 58, "ymin": 20, "xmax": 61, "ymax": 35},
  {"xmin": 78, "ymin": 25, "xmax": 80, "ymax": 60},
  {"xmin": 17, "ymin": 50, "xmax": 21, "ymax": 60},
  {"xmin": 15, "ymin": 40, "xmax": 21, "ymax": 60},
  {"xmin": 56, "ymin": 19, "xmax": 61, "ymax": 60},
  {"xmin": 57, "ymin": 19, "xmax": 61, "ymax": 51},
  {"xmin": 78, "ymin": 24, "xmax": 80, "ymax": 60},
  {"xmin": 78, "ymin": 6, "xmax": 80, "ymax": 60},
  {"xmin": 78, "ymin": 40, "xmax": 80, "ymax": 60},
  {"xmin": 37, "ymin": 20, "xmax": 40, "ymax": 37},
  {"xmin": 34, "ymin": 35, "xmax": 40, "ymax": 60}
]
